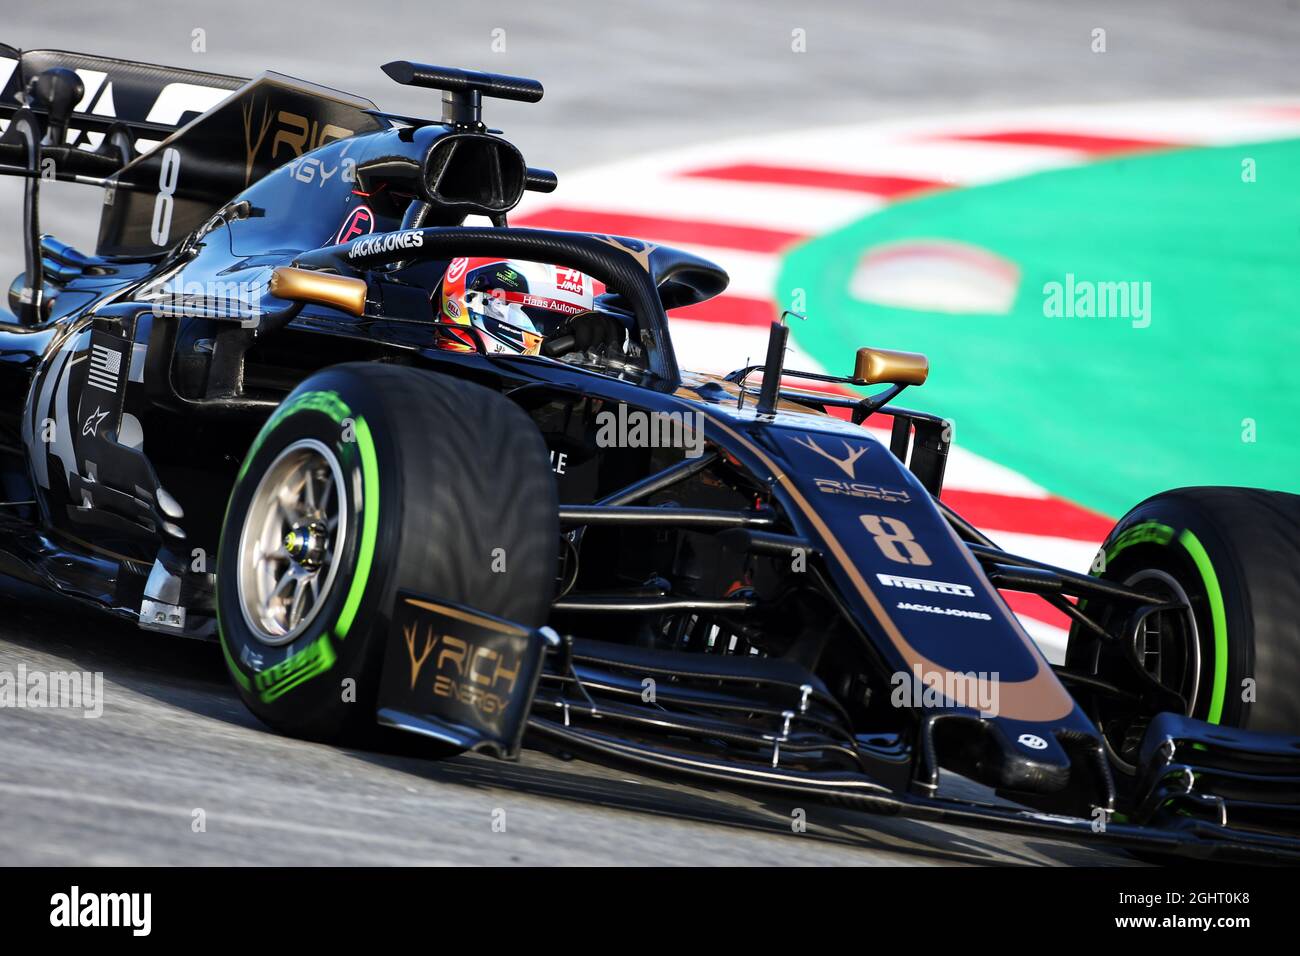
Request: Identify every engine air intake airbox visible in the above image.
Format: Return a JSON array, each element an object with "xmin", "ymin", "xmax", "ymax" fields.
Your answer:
[{"xmin": 422, "ymin": 132, "xmax": 526, "ymax": 216}]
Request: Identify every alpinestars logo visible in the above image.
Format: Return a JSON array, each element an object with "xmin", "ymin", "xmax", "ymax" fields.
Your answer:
[{"xmin": 82, "ymin": 407, "xmax": 110, "ymax": 437}]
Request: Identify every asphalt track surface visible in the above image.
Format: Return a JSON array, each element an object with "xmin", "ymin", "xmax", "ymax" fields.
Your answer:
[{"xmin": 0, "ymin": 1, "xmax": 1293, "ymax": 865}]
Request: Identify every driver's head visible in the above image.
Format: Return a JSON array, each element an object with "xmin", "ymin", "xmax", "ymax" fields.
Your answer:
[{"xmin": 436, "ymin": 258, "xmax": 595, "ymax": 354}]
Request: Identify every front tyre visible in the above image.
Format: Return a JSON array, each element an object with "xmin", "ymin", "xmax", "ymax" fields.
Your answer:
[
  {"xmin": 216, "ymin": 363, "xmax": 558, "ymax": 742},
  {"xmin": 1066, "ymin": 486, "xmax": 1300, "ymax": 766}
]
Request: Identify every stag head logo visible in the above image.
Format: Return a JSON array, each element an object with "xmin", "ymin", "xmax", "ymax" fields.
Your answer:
[
  {"xmin": 241, "ymin": 97, "xmax": 274, "ymax": 186},
  {"xmin": 791, "ymin": 434, "xmax": 868, "ymax": 479},
  {"xmin": 403, "ymin": 621, "xmax": 436, "ymax": 690}
]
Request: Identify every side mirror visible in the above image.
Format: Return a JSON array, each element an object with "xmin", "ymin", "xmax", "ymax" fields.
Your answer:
[
  {"xmin": 269, "ymin": 267, "xmax": 367, "ymax": 317},
  {"xmin": 854, "ymin": 347, "xmax": 928, "ymax": 387}
]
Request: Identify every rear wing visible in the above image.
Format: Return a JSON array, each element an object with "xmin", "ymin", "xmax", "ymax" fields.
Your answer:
[
  {"xmin": 0, "ymin": 45, "xmax": 248, "ymax": 174},
  {"xmin": 0, "ymin": 49, "xmax": 565, "ymax": 322},
  {"xmin": 0, "ymin": 45, "xmax": 249, "ymax": 321},
  {"xmin": 95, "ymin": 72, "xmax": 385, "ymax": 256},
  {"xmin": 0, "ymin": 45, "xmax": 385, "ymax": 319}
]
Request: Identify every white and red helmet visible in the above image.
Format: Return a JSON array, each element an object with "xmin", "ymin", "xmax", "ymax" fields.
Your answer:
[{"xmin": 438, "ymin": 258, "xmax": 596, "ymax": 354}]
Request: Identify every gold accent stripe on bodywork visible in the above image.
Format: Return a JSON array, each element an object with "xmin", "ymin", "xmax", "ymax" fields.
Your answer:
[
  {"xmin": 701, "ymin": 413, "xmax": 1074, "ymax": 723},
  {"xmin": 403, "ymin": 597, "xmax": 530, "ymax": 637}
]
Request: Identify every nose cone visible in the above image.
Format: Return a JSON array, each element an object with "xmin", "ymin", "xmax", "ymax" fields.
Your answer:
[{"xmin": 981, "ymin": 720, "xmax": 1074, "ymax": 793}]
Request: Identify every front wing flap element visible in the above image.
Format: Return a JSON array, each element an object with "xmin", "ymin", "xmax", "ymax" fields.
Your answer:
[{"xmin": 1134, "ymin": 712, "xmax": 1300, "ymax": 837}]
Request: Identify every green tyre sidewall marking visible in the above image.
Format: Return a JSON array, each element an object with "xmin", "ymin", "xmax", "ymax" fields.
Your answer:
[
  {"xmin": 217, "ymin": 386, "xmax": 380, "ymax": 707},
  {"xmin": 334, "ymin": 415, "xmax": 379, "ymax": 643},
  {"xmin": 1097, "ymin": 519, "xmax": 1227, "ymax": 725},
  {"xmin": 1175, "ymin": 529, "xmax": 1227, "ymax": 725}
]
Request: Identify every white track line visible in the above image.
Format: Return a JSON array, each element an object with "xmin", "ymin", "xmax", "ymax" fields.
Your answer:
[
  {"xmin": 668, "ymin": 246, "xmax": 779, "ymax": 300},
  {"xmin": 667, "ymin": 317, "xmax": 822, "ymax": 375},
  {"xmin": 516, "ymin": 173, "xmax": 883, "ymax": 234}
]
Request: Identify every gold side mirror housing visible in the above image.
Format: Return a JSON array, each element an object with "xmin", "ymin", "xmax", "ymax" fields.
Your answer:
[
  {"xmin": 269, "ymin": 267, "xmax": 367, "ymax": 317},
  {"xmin": 854, "ymin": 347, "xmax": 929, "ymax": 387}
]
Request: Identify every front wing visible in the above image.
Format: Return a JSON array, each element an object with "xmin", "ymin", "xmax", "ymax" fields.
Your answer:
[{"xmin": 379, "ymin": 595, "xmax": 1300, "ymax": 863}]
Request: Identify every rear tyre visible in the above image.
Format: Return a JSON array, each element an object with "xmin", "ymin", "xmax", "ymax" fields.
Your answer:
[
  {"xmin": 1066, "ymin": 486, "xmax": 1300, "ymax": 768},
  {"xmin": 216, "ymin": 362, "xmax": 558, "ymax": 743}
]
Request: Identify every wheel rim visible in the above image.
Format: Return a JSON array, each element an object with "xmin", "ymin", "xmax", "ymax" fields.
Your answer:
[
  {"xmin": 1085, "ymin": 566, "xmax": 1202, "ymax": 774},
  {"xmin": 1123, "ymin": 568, "xmax": 1202, "ymax": 717},
  {"xmin": 236, "ymin": 438, "xmax": 348, "ymax": 646}
]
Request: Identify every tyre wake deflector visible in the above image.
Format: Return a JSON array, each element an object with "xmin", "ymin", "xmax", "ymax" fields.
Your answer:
[{"xmin": 375, "ymin": 592, "xmax": 555, "ymax": 759}]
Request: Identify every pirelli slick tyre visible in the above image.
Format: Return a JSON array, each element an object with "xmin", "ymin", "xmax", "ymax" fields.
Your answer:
[
  {"xmin": 1066, "ymin": 486, "xmax": 1300, "ymax": 766},
  {"xmin": 216, "ymin": 362, "xmax": 558, "ymax": 742}
]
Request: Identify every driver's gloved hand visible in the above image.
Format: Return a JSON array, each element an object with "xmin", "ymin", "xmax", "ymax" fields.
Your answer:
[{"xmin": 559, "ymin": 309, "xmax": 626, "ymax": 356}]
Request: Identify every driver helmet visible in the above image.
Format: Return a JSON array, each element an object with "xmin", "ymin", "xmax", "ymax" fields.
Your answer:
[{"xmin": 437, "ymin": 257, "xmax": 596, "ymax": 354}]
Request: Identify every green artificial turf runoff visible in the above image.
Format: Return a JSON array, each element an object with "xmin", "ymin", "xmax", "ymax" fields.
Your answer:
[{"xmin": 779, "ymin": 138, "xmax": 1300, "ymax": 518}]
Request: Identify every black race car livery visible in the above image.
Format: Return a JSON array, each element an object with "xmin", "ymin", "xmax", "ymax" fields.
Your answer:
[{"xmin": 2, "ymin": 45, "xmax": 1299, "ymax": 863}]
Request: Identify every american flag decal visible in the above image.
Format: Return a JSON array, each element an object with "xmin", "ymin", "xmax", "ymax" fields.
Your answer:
[{"xmin": 87, "ymin": 344, "xmax": 122, "ymax": 394}]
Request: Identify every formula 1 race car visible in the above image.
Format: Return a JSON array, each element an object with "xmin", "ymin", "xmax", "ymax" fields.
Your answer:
[{"xmin": 1, "ymin": 46, "xmax": 1298, "ymax": 863}]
